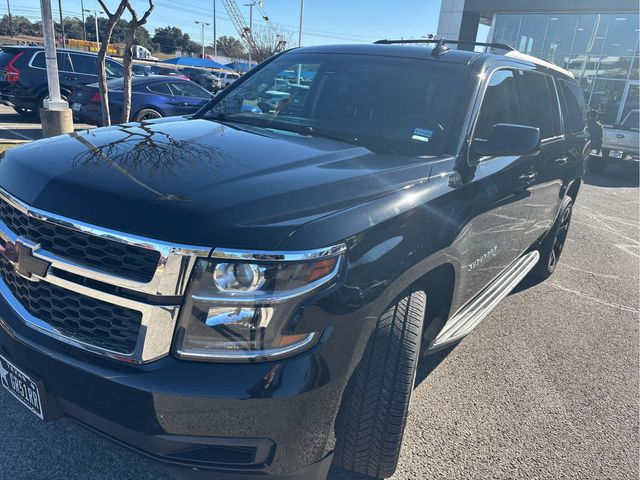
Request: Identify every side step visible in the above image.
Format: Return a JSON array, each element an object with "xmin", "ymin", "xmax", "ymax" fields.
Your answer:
[{"xmin": 427, "ymin": 250, "xmax": 540, "ymax": 353}]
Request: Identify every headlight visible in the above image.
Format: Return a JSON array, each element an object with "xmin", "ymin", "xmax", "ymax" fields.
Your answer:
[{"xmin": 174, "ymin": 244, "xmax": 346, "ymax": 362}]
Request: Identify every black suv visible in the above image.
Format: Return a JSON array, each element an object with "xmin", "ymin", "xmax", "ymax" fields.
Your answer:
[
  {"xmin": 0, "ymin": 41, "xmax": 587, "ymax": 480},
  {"xmin": 0, "ymin": 46, "xmax": 124, "ymax": 116},
  {"xmin": 182, "ymin": 67, "xmax": 223, "ymax": 91}
]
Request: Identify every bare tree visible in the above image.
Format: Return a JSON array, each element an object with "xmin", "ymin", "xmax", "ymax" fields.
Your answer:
[
  {"xmin": 96, "ymin": 0, "xmax": 128, "ymax": 126},
  {"xmin": 251, "ymin": 26, "xmax": 291, "ymax": 63},
  {"xmin": 121, "ymin": 0, "xmax": 154, "ymax": 123}
]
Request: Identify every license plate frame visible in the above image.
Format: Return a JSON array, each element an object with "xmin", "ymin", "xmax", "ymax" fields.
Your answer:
[
  {"xmin": 609, "ymin": 150, "xmax": 624, "ymax": 159},
  {"xmin": 72, "ymin": 102, "xmax": 82, "ymax": 112},
  {"xmin": 0, "ymin": 354, "xmax": 44, "ymax": 419}
]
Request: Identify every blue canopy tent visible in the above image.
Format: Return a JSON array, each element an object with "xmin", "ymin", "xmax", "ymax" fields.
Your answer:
[
  {"xmin": 225, "ymin": 61, "xmax": 257, "ymax": 73},
  {"xmin": 162, "ymin": 57, "xmax": 232, "ymax": 70}
]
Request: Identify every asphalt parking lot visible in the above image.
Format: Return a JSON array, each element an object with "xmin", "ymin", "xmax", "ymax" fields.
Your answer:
[{"xmin": 0, "ymin": 110, "xmax": 638, "ymax": 480}]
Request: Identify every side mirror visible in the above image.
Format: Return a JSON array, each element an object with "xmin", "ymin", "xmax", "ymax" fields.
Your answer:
[{"xmin": 471, "ymin": 124, "xmax": 541, "ymax": 157}]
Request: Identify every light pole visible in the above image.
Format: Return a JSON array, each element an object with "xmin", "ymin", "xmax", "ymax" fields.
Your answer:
[
  {"xmin": 212, "ymin": 0, "xmax": 217, "ymax": 56},
  {"xmin": 39, "ymin": 0, "xmax": 73, "ymax": 136},
  {"xmin": 84, "ymin": 9, "xmax": 102, "ymax": 46},
  {"xmin": 57, "ymin": 0, "xmax": 65, "ymax": 47},
  {"xmin": 80, "ymin": 0, "xmax": 86, "ymax": 41},
  {"xmin": 244, "ymin": 2, "xmax": 258, "ymax": 69},
  {"xmin": 6, "ymin": 0, "xmax": 13, "ymax": 37},
  {"xmin": 195, "ymin": 20, "xmax": 210, "ymax": 58},
  {"xmin": 298, "ymin": 0, "xmax": 304, "ymax": 47}
]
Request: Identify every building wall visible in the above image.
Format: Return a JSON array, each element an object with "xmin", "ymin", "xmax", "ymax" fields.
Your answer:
[{"xmin": 437, "ymin": 0, "xmax": 467, "ymax": 41}]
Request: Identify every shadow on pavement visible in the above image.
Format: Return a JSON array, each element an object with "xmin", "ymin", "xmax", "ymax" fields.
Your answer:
[{"xmin": 584, "ymin": 164, "xmax": 639, "ymax": 188}]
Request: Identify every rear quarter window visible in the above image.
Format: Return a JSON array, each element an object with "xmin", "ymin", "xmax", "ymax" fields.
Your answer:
[
  {"xmin": 558, "ymin": 79, "xmax": 587, "ymax": 134},
  {"xmin": 30, "ymin": 51, "xmax": 46, "ymax": 68}
]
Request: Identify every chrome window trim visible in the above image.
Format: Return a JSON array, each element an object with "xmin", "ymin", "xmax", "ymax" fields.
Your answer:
[
  {"xmin": 0, "ymin": 187, "xmax": 211, "ymax": 296},
  {"xmin": 210, "ymin": 243, "xmax": 347, "ymax": 262}
]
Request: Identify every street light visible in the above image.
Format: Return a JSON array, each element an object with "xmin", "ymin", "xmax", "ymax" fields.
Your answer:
[
  {"xmin": 244, "ymin": 1, "xmax": 259, "ymax": 69},
  {"xmin": 195, "ymin": 20, "xmax": 210, "ymax": 59},
  {"xmin": 83, "ymin": 8, "xmax": 103, "ymax": 45},
  {"xmin": 80, "ymin": 0, "xmax": 86, "ymax": 41},
  {"xmin": 298, "ymin": 0, "xmax": 304, "ymax": 47},
  {"xmin": 212, "ymin": 0, "xmax": 217, "ymax": 56}
]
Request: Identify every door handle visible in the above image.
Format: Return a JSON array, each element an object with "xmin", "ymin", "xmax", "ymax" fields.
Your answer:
[
  {"xmin": 554, "ymin": 157, "xmax": 568, "ymax": 166},
  {"xmin": 616, "ymin": 134, "xmax": 625, "ymax": 138},
  {"xmin": 519, "ymin": 172, "xmax": 538, "ymax": 183}
]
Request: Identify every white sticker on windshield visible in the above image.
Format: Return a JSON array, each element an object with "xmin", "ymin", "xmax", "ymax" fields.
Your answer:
[{"xmin": 411, "ymin": 128, "xmax": 433, "ymax": 143}]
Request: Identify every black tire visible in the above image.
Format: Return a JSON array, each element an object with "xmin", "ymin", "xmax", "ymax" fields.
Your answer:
[
  {"xmin": 134, "ymin": 108, "xmax": 162, "ymax": 122},
  {"xmin": 334, "ymin": 288, "xmax": 426, "ymax": 479},
  {"xmin": 531, "ymin": 196, "xmax": 573, "ymax": 279}
]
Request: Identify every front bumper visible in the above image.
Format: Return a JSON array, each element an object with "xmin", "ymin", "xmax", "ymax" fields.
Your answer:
[{"xmin": 0, "ymin": 290, "xmax": 374, "ymax": 479}]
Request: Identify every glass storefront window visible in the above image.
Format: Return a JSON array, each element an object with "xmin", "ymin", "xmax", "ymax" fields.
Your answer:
[
  {"xmin": 596, "ymin": 57, "xmax": 636, "ymax": 80},
  {"xmin": 517, "ymin": 14, "xmax": 547, "ymax": 54},
  {"xmin": 620, "ymin": 84, "xmax": 639, "ymax": 123},
  {"xmin": 493, "ymin": 14, "xmax": 521, "ymax": 48},
  {"xmin": 603, "ymin": 14, "xmax": 639, "ymax": 56},
  {"xmin": 544, "ymin": 14, "xmax": 579, "ymax": 61},
  {"xmin": 572, "ymin": 14, "xmax": 600, "ymax": 55},
  {"xmin": 588, "ymin": 78, "xmax": 627, "ymax": 125},
  {"xmin": 630, "ymin": 55, "xmax": 639, "ymax": 81}
]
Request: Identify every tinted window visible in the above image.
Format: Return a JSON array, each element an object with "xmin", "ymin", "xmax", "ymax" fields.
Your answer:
[
  {"xmin": 474, "ymin": 69, "xmax": 520, "ymax": 140},
  {"xmin": 57, "ymin": 53, "xmax": 72, "ymax": 72},
  {"xmin": 147, "ymin": 82, "xmax": 173, "ymax": 95},
  {"xmin": 30, "ymin": 51, "xmax": 46, "ymax": 68},
  {"xmin": 519, "ymin": 71, "xmax": 561, "ymax": 139},
  {"xmin": 105, "ymin": 59, "xmax": 123, "ymax": 78},
  {"xmin": 623, "ymin": 111, "xmax": 639, "ymax": 130},
  {"xmin": 204, "ymin": 53, "xmax": 469, "ymax": 156},
  {"xmin": 71, "ymin": 54, "xmax": 97, "ymax": 75},
  {"xmin": 558, "ymin": 79, "xmax": 587, "ymax": 134},
  {"xmin": 168, "ymin": 82, "xmax": 210, "ymax": 98}
]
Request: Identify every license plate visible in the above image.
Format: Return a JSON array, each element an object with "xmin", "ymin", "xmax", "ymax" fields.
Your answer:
[
  {"xmin": 0, "ymin": 354, "xmax": 43, "ymax": 419},
  {"xmin": 72, "ymin": 102, "xmax": 82, "ymax": 112},
  {"xmin": 609, "ymin": 150, "xmax": 624, "ymax": 159}
]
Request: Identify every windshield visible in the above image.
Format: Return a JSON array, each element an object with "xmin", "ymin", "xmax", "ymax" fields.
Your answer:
[{"xmin": 201, "ymin": 53, "xmax": 469, "ymax": 156}]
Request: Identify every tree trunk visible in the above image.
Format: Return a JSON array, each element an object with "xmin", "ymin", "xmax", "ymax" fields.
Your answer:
[
  {"xmin": 96, "ymin": 1, "xmax": 128, "ymax": 126},
  {"xmin": 121, "ymin": 26, "xmax": 136, "ymax": 123}
]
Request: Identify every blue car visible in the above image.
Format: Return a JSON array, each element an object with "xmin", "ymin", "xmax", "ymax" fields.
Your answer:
[{"xmin": 69, "ymin": 75, "xmax": 213, "ymax": 125}]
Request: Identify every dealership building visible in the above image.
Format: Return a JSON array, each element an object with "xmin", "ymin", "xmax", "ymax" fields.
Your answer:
[{"xmin": 437, "ymin": 0, "xmax": 639, "ymax": 125}]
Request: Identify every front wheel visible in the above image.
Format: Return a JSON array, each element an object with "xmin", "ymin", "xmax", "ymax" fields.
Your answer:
[
  {"xmin": 134, "ymin": 108, "xmax": 162, "ymax": 122},
  {"xmin": 334, "ymin": 288, "xmax": 426, "ymax": 479},
  {"xmin": 531, "ymin": 196, "xmax": 573, "ymax": 279}
]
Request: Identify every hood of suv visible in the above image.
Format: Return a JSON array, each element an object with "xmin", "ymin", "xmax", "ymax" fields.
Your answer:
[{"xmin": 0, "ymin": 117, "xmax": 434, "ymax": 248}]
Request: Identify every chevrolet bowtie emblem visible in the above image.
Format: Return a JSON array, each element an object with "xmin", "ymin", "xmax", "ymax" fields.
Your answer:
[{"xmin": 0, "ymin": 240, "xmax": 51, "ymax": 280}]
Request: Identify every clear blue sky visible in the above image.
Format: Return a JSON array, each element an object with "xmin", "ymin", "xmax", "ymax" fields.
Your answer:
[{"xmin": 5, "ymin": 0, "xmax": 443, "ymax": 47}]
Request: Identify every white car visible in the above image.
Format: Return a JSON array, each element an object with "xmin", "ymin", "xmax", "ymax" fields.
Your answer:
[{"xmin": 214, "ymin": 71, "xmax": 241, "ymax": 90}]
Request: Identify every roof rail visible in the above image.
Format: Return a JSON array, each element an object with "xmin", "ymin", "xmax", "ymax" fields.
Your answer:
[{"xmin": 373, "ymin": 38, "xmax": 516, "ymax": 53}]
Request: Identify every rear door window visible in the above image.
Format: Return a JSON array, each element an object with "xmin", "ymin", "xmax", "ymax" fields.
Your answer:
[
  {"xmin": 70, "ymin": 54, "xmax": 97, "ymax": 75},
  {"xmin": 558, "ymin": 79, "xmax": 587, "ymax": 134},
  {"xmin": 474, "ymin": 69, "xmax": 521, "ymax": 140},
  {"xmin": 147, "ymin": 82, "xmax": 173, "ymax": 95},
  {"xmin": 518, "ymin": 70, "xmax": 561, "ymax": 139}
]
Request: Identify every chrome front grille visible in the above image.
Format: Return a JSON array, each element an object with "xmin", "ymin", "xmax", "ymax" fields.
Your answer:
[
  {"xmin": 0, "ymin": 197, "xmax": 161, "ymax": 282},
  {"xmin": 0, "ymin": 255, "xmax": 142, "ymax": 354},
  {"xmin": 0, "ymin": 187, "xmax": 211, "ymax": 363}
]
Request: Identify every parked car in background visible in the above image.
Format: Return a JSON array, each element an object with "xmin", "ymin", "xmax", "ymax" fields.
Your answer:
[
  {"xmin": 0, "ymin": 46, "xmax": 123, "ymax": 116},
  {"xmin": 132, "ymin": 63, "xmax": 151, "ymax": 76},
  {"xmin": 149, "ymin": 65, "xmax": 189, "ymax": 80},
  {"xmin": 214, "ymin": 70, "xmax": 241, "ymax": 88},
  {"xmin": 182, "ymin": 67, "xmax": 223, "ymax": 91},
  {"xmin": 591, "ymin": 109, "xmax": 640, "ymax": 172},
  {"xmin": 69, "ymin": 75, "xmax": 212, "ymax": 125}
]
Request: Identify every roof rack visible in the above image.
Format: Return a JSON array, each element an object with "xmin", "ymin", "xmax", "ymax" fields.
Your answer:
[{"xmin": 373, "ymin": 38, "xmax": 516, "ymax": 53}]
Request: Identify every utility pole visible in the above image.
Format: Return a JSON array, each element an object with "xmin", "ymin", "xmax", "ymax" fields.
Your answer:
[
  {"xmin": 298, "ymin": 0, "xmax": 304, "ymax": 47},
  {"xmin": 244, "ymin": 2, "xmax": 258, "ymax": 68},
  {"xmin": 57, "ymin": 0, "xmax": 65, "ymax": 47},
  {"xmin": 6, "ymin": 0, "xmax": 13, "ymax": 37},
  {"xmin": 80, "ymin": 0, "xmax": 86, "ymax": 41},
  {"xmin": 85, "ymin": 9, "xmax": 101, "ymax": 45},
  {"xmin": 39, "ymin": 0, "xmax": 73, "ymax": 137},
  {"xmin": 212, "ymin": 0, "xmax": 217, "ymax": 56},
  {"xmin": 195, "ymin": 20, "xmax": 210, "ymax": 58}
]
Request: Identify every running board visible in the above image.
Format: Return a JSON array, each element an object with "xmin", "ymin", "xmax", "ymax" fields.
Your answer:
[{"xmin": 427, "ymin": 250, "xmax": 540, "ymax": 352}]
